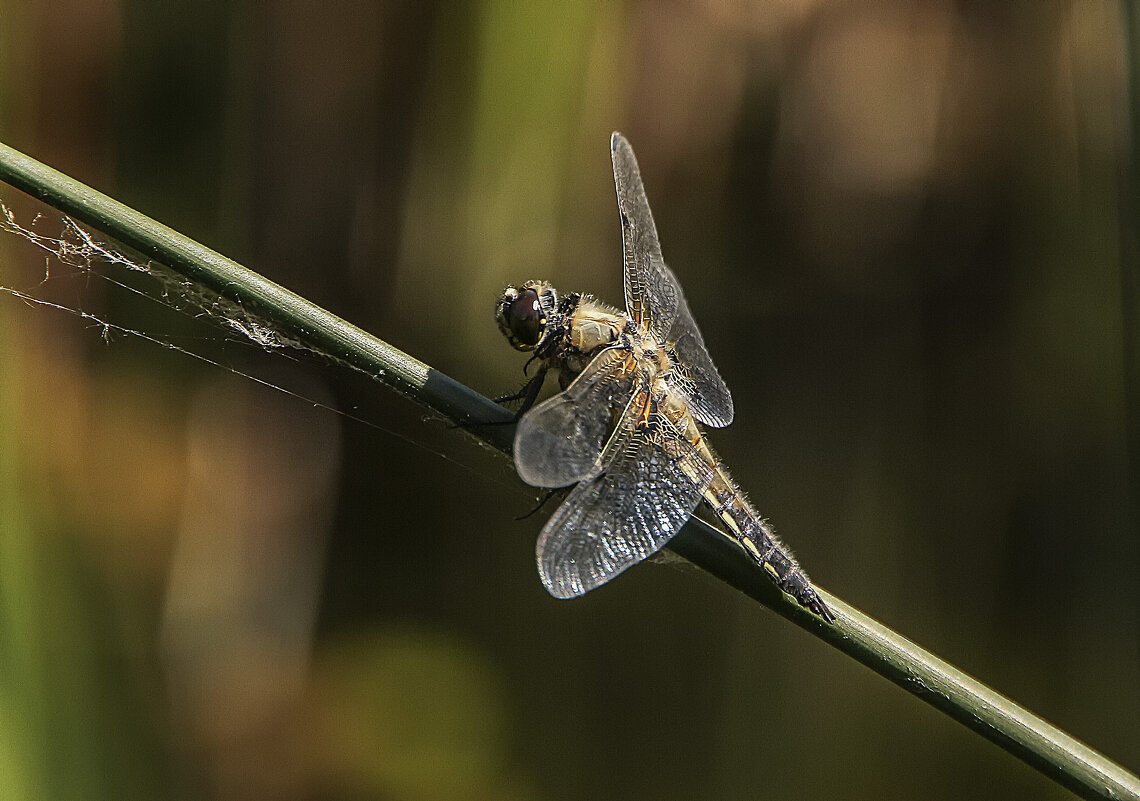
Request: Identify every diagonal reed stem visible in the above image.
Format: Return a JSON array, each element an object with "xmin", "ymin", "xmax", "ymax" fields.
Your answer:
[{"xmin": 0, "ymin": 140, "xmax": 1136, "ymax": 801}]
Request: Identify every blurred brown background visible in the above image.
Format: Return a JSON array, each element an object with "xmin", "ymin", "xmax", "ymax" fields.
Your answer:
[{"xmin": 0, "ymin": 2, "xmax": 1136, "ymax": 799}]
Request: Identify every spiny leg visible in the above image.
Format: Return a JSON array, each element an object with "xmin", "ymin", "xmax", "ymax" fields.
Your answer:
[
  {"xmin": 494, "ymin": 366, "xmax": 549, "ymax": 419},
  {"xmin": 456, "ymin": 368, "xmax": 549, "ymax": 430},
  {"xmin": 516, "ymin": 487, "xmax": 564, "ymax": 521}
]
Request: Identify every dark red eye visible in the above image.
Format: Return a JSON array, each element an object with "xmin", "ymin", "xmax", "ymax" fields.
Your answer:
[{"xmin": 505, "ymin": 288, "xmax": 544, "ymax": 347}]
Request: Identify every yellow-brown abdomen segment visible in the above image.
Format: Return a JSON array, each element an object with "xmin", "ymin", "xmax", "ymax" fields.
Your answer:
[{"xmin": 684, "ymin": 414, "xmax": 831, "ymax": 619}]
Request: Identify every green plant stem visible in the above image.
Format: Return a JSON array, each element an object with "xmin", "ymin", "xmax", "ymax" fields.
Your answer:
[{"xmin": 0, "ymin": 140, "xmax": 1137, "ymax": 801}]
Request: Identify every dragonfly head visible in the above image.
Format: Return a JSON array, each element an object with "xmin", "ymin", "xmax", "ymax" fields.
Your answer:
[{"xmin": 496, "ymin": 281, "xmax": 559, "ymax": 352}]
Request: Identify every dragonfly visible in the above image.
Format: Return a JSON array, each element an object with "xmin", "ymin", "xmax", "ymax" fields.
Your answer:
[{"xmin": 495, "ymin": 132, "xmax": 833, "ymax": 622}]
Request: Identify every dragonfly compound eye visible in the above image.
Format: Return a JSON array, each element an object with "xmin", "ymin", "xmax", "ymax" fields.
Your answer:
[{"xmin": 497, "ymin": 286, "xmax": 547, "ymax": 350}]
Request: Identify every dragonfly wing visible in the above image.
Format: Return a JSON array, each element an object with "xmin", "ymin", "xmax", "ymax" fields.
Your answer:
[
  {"xmin": 536, "ymin": 403, "xmax": 717, "ymax": 598},
  {"xmin": 663, "ymin": 295, "xmax": 734, "ymax": 427},
  {"xmin": 612, "ymin": 132, "xmax": 677, "ymax": 344},
  {"xmin": 513, "ymin": 347, "xmax": 635, "ymax": 488},
  {"xmin": 611, "ymin": 132, "xmax": 734, "ymax": 428}
]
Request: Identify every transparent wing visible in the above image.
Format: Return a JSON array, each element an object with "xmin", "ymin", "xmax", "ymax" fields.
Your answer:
[
  {"xmin": 610, "ymin": 132, "xmax": 734, "ymax": 427},
  {"xmin": 661, "ymin": 293, "xmax": 735, "ymax": 427},
  {"xmin": 513, "ymin": 347, "xmax": 637, "ymax": 488},
  {"xmin": 536, "ymin": 399, "xmax": 718, "ymax": 598},
  {"xmin": 611, "ymin": 132, "xmax": 677, "ymax": 343}
]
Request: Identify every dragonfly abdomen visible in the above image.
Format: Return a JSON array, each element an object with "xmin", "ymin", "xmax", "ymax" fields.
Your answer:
[{"xmin": 703, "ymin": 464, "xmax": 835, "ymax": 621}]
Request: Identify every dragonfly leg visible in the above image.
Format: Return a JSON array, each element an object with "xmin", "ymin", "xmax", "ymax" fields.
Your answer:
[
  {"xmin": 516, "ymin": 487, "xmax": 565, "ymax": 520},
  {"xmin": 456, "ymin": 368, "xmax": 549, "ymax": 431},
  {"xmin": 493, "ymin": 367, "xmax": 549, "ymax": 419}
]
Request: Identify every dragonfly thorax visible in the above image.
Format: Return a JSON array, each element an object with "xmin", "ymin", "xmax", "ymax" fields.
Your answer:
[{"xmin": 567, "ymin": 297, "xmax": 626, "ymax": 357}]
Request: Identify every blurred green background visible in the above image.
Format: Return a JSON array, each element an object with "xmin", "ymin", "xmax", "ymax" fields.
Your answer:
[{"xmin": 0, "ymin": 2, "xmax": 1137, "ymax": 799}]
